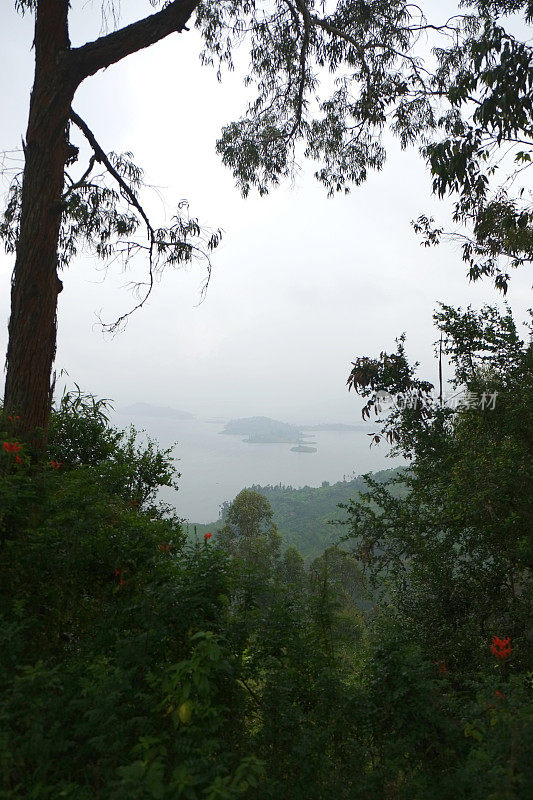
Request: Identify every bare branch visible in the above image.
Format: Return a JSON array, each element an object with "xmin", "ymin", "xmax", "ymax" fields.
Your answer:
[{"xmin": 100, "ymin": 258, "xmax": 155, "ymax": 334}]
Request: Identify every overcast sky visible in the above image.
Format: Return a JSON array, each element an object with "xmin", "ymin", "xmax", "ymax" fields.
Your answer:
[{"xmin": 1, "ymin": 1, "xmax": 531, "ymax": 425}]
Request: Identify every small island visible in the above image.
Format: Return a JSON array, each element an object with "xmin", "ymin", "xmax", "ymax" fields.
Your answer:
[
  {"xmin": 221, "ymin": 416, "xmax": 301, "ymax": 443},
  {"xmin": 220, "ymin": 415, "xmax": 367, "ymax": 449},
  {"xmin": 290, "ymin": 444, "xmax": 318, "ymax": 453}
]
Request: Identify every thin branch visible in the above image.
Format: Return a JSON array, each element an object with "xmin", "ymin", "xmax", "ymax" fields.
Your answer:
[
  {"xmin": 104, "ymin": 236, "xmax": 215, "ymax": 333},
  {"xmin": 287, "ymin": 0, "xmax": 311, "ymax": 138},
  {"xmin": 310, "ymin": 12, "xmax": 432, "ymax": 87},
  {"xmin": 67, "ymin": 109, "xmax": 220, "ymax": 332},
  {"xmin": 62, "ymin": 153, "xmax": 97, "ymax": 199},
  {"xmin": 102, "ymin": 263, "xmax": 155, "ymax": 334},
  {"xmin": 311, "ymin": 15, "xmax": 371, "ymax": 80},
  {"xmin": 239, "ymin": 677, "xmax": 262, "ymax": 707},
  {"xmin": 69, "ymin": 109, "xmax": 154, "ymax": 238},
  {"xmin": 281, "ymin": 0, "xmax": 301, "ymax": 33},
  {"xmin": 69, "ymin": 109, "xmax": 163, "ymax": 331}
]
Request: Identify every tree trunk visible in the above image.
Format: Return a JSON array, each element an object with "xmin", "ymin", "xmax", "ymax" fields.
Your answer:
[{"xmin": 3, "ymin": 0, "xmax": 74, "ymax": 444}]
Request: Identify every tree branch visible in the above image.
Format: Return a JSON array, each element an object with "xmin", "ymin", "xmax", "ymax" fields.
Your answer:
[
  {"xmin": 69, "ymin": 0, "xmax": 201, "ymax": 84},
  {"xmin": 62, "ymin": 153, "xmax": 96, "ymax": 200},
  {"xmin": 69, "ymin": 109, "xmax": 153, "ymax": 237},
  {"xmin": 70, "ymin": 109, "xmax": 157, "ymax": 331},
  {"xmin": 69, "ymin": 109, "xmax": 219, "ymax": 332},
  {"xmin": 288, "ymin": 0, "xmax": 311, "ymax": 138}
]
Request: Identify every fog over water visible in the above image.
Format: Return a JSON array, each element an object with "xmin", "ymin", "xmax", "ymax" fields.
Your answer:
[{"xmin": 113, "ymin": 412, "xmax": 403, "ymax": 522}]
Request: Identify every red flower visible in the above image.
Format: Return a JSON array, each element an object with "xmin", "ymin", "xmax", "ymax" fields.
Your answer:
[
  {"xmin": 434, "ymin": 659, "xmax": 447, "ymax": 675},
  {"xmin": 3, "ymin": 442, "xmax": 21, "ymax": 454},
  {"xmin": 158, "ymin": 542, "xmax": 172, "ymax": 553},
  {"xmin": 204, "ymin": 532, "xmax": 212, "ymax": 541},
  {"xmin": 114, "ymin": 569, "xmax": 128, "ymax": 586},
  {"xmin": 50, "ymin": 460, "xmax": 63, "ymax": 469},
  {"xmin": 491, "ymin": 635, "xmax": 512, "ymax": 660},
  {"xmin": 15, "ymin": 455, "xmax": 22, "ymax": 464},
  {"xmin": 7, "ymin": 415, "xmax": 20, "ymax": 423},
  {"xmin": 494, "ymin": 690, "xmax": 506, "ymax": 700}
]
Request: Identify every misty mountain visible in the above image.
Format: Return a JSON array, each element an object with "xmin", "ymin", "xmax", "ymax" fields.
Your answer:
[{"xmin": 120, "ymin": 402, "xmax": 195, "ymax": 420}]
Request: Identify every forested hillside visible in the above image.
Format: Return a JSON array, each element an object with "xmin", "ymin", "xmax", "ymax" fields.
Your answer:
[{"xmin": 191, "ymin": 467, "xmax": 405, "ymax": 559}]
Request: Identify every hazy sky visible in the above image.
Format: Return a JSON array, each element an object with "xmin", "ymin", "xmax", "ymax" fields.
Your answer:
[{"xmin": 1, "ymin": 1, "xmax": 531, "ymax": 425}]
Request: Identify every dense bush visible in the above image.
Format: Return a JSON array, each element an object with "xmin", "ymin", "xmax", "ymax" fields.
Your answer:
[
  {"xmin": 0, "ymin": 396, "xmax": 259, "ymax": 798},
  {"xmin": 0, "ymin": 395, "xmax": 369, "ymax": 798}
]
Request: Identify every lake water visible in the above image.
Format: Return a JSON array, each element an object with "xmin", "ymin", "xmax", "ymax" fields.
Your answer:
[{"xmin": 113, "ymin": 414, "xmax": 403, "ymax": 522}]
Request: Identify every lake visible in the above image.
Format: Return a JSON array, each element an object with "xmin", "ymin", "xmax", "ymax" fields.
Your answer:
[{"xmin": 113, "ymin": 414, "xmax": 403, "ymax": 522}]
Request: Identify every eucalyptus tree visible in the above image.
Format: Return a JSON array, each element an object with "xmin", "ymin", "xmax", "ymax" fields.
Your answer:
[{"xmin": 2, "ymin": 0, "xmax": 532, "ymax": 443}]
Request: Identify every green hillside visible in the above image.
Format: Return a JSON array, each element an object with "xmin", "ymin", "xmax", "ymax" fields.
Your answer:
[{"xmin": 188, "ymin": 467, "xmax": 405, "ymax": 559}]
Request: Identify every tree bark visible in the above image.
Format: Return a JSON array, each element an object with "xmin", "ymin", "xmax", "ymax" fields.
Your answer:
[
  {"xmin": 3, "ymin": 0, "xmax": 201, "ymax": 446},
  {"xmin": 4, "ymin": 0, "xmax": 74, "ymax": 443}
]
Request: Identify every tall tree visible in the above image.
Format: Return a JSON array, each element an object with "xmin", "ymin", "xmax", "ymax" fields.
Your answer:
[
  {"xmin": 218, "ymin": 489, "xmax": 281, "ymax": 568},
  {"xmin": 3, "ymin": 0, "xmax": 205, "ymax": 440}
]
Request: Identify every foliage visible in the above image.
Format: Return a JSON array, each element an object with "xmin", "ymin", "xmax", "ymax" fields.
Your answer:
[
  {"xmin": 343, "ymin": 304, "xmax": 533, "ymax": 671},
  {"xmin": 1, "ymin": 396, "xmax": 264, "ymax": 798},
  {"xmin": 3, "ymin": 1, "xmax": 533, "ymax": 792},
  {"xmin": 310, "ymin": 546, "xmax": 366, "ymax": 610},
  {"xmin": 412, "ymin": 1, "xmax": 533, "ymax": 290},
  {"xmin": 0, "ymin": 145, "xmax": 221, "ymax": 335},
  {"xmin": 200, "ymin": 0, "xmax": 533, "ymax": 288},
  {"xmin": 6, "ymin": 0, "xmax": 531, "ymax": 340},
  {"xmin": 46, "ymin": 387, "xmax": 180, "ymax": 510},
  {"xmin": 217, "ymin": 489, "xmax": 282, "ymax": 571},
  {"xmin": 0, "ymin": 395, "xmax": 365, "ymax": 799}
]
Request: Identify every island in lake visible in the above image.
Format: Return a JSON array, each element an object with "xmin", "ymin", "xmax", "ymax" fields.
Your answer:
[
  {"xmin": 220, "ymin": 416, "xmax": 365, "ymax": 444},
  {"xmin": 220, "ymin": 416, "xmax": 302, "ymax": 444},
  {"xmin": 290, "ymin": 444, "xmax": 318, "ymax": 453}
]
